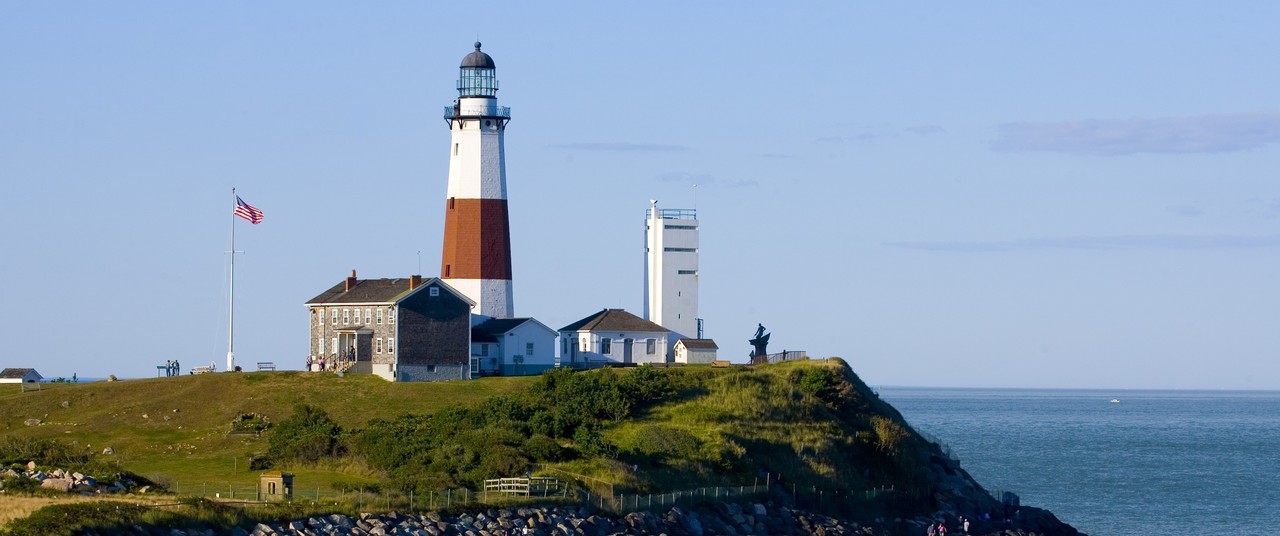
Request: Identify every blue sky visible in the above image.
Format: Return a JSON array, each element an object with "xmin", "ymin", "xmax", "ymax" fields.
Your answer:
[{"xmin": 2, "ymin": 3, "xmax": 1277, "ymax": 389}]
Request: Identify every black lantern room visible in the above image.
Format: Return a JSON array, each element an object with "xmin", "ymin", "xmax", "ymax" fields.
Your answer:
[{"xmin": 458, "ymin": 42, "xmax": 497, "ymax": 98}]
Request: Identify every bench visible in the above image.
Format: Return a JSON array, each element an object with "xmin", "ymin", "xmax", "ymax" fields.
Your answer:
[
  {"xmin": 191, "ymin": 366, "xmax": 213, "ymax": 374},
  {"xmin": 711, "ymin": 360, "xmax": 732, "ymax": 368},
  {"xmin": 256, "ymin": 362, "xmax": 276, "ymax": 371}
]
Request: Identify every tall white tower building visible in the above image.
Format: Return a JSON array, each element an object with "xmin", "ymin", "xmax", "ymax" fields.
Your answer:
[
  {"xmin": 440, "ymin": 42, "xmax": 514, "ymax": 319},
  {"xmin": 644, "ymin": 200, "xmax": 699, "ymax": 339}
]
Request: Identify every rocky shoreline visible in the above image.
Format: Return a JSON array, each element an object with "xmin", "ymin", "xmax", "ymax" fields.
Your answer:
[{"xmin": 77, "ymin": 502, "xmax": 1080, "ymax": 536}]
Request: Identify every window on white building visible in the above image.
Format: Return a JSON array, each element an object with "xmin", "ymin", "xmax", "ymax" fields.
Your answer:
[
  {"xmin": 646, "ymin": 339, "xmax": 656, "ymax": 355},
  {"xmin": 600, "ymin": 338, "xmax": 612, "ymax": 355},
  {"xmin": 481, "ymin": 344, "xmax": 489, "ymax": 356},
  {"xmin": 526, "ymin": 342, "xmax": 534, "ymax": 356}
]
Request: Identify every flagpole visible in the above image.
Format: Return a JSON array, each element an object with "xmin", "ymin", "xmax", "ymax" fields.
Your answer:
[{"xmin": 228, "ymin": 187, "xmax": 236, "ymax": 373}]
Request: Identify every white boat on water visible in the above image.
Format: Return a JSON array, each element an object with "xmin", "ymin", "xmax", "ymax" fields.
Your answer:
[{"xmin": 1109, "ymin": 399, "xmax": 1120, "ymax": 403}]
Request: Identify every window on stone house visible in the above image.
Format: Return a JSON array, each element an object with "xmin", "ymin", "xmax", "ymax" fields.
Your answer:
[
  {"xmin": 331, "ymin": 309, "xmax": 338, "ymax": 325},
  {"xmin": 343, "ymin": 309, "xmax": 350, "ymax": 325},
  {"xmin": 318, "ymin": 337, "xmax": 325, "ymax": 354},
  {"xmin": 377, "ymin": 309, "xmax": 383, "ymax": 325},
  {"xmin": 331, "ymin": 338, "xmax": 337, "ymax": 355},
  {"xmin": 389, "ymin": 307, "xmax": 395, "ymax": 324},
  {"xmin": 387, "ymin": 338, "xmax": 395, "ymax": 354},
  {"xmin": 364, "ymin": 308, "xmax": 371, "ymax": 324},
  {"xmin": 376, "ymin": 338, "xmax": 383, "ymax": 354}
]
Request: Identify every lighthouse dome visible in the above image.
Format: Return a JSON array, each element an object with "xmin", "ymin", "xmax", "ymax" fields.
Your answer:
[{"xmin": 461, "ymin": 42, "xmax": 495, "ymax": 69}]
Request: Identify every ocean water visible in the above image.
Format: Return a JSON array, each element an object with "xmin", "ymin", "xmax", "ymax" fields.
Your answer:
[{"xmin": 879, "ymin": 388, "xmax": 1280, "ymax": 536}]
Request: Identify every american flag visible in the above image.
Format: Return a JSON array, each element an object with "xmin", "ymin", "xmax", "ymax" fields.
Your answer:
[{"xmin": 234, "ymin": 196, "xmax": 264, "ymax": 224}]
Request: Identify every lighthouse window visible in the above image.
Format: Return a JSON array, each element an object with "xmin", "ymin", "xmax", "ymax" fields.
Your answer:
[{"xmin": 453, "ymin": 143, "xmax": 458, "ymax": 156}]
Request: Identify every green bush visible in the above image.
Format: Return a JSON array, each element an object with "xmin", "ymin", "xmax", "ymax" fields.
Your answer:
[
  {"xmin": 522, "ymin": 434, "xmax": 568, "ymax": 462},
  {"xmin": 798, "ymin": 367, "xmax": 840, "ymax": 405},
  {"xmin": 266, "ymin": 404, "xmax": 342, "ymax": 463},
  {"xmin": 0, "ymin": 437, "xmax": 89, "ymax": 467}
]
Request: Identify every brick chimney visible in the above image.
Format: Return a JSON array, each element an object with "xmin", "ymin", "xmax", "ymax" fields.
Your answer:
[
  {"xmin": 408, "ymin": 274, "xmax": 423, "ymax": 290},
  {"xmin": 344, "ymin": 270, "xmax": 357, "ymax": 291}
]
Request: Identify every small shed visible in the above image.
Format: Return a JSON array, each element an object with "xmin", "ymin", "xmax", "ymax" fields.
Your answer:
[
  {"xmin": 259, "ymin": 470, "xmax": 294, "ymax": 501},
  {"xmin": 674, "ymin": 339, "xmax": 719, "ymax": 364},
  {"xmin": 0, "ymin": 368, "xmax": 42, "ymax": 384}
]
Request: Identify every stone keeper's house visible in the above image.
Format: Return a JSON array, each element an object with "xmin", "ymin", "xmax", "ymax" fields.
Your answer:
[{"xmin": 306, "ymin": 271, "xmax": 473, "ymax": 382}]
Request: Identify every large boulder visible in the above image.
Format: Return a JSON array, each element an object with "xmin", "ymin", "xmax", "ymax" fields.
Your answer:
[{"xmin": 40, "ymin": 478, "xmax": 73, "ymax": 492}]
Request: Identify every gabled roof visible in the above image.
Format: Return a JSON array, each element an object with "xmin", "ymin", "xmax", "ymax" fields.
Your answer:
[
  {"xmin": 676, "ymin": 339, "xmax": 719, "ymax": 350},
  {"xmin": 306, "ymin": 276, "xmax": 472, "ymax": 306},
  {"xmin": 473, "ymin": 317, "xmax": 558, "ymax": 343},
  {"xmin": 560, "ymin": 309, "xmax": 669, "ymax": 333},
  {"xmin": 0, "ymin": 368, "xmax": 39, "ymax": 379}
]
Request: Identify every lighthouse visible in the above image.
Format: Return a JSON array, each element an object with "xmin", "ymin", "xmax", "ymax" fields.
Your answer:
[
  {"xmin": 441, "ymin": 42, "xmax": 514, "ymax": 319},
  {"xmin": 644, "ymin": 200, "xmax": 700, "ymax": 339}
]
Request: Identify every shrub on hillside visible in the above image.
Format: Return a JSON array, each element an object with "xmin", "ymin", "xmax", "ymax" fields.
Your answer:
[
  {"xmin": 797, "ymin": 367, "xmax": 840, "ymax": 405},
  {"xmin": 521, "ymin": 434, "xmax": 568, "ymax": 462},
  {"xmin": 266, "ymin": 404, "xmax": 342, "ymax": 463},
  {"xmin": 0, "ymin": 437, "xmax": 90, "ymax": 467}
]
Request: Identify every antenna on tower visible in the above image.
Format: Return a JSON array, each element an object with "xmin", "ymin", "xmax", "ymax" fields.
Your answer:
[{"xmin": 693, "ymin": 183, "xmax": 698, "ymax": 211}]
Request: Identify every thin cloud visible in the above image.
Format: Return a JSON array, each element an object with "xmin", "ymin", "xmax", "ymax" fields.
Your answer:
[
  {"xmin": 882, "ymin": 234, "xmax": 1280, "ymax": 252},
  {"xmin": 905, "ymin": 125, "xmax": 945, "ymax": 136},
  {"xmin": 550, "ymin": 142, "xmax": 688, "ymax": 152},
  {"xmin": 992, "ymin": 112, "xmax": 1280, "ymax": 155},
  {"xmin": 816, "ymin": 133, "xmax": 877, "ymax": 143},
  {"xmin": 759, "ymin": 152, "xmax": 795, "ymax": 159},
  {"xmin": 656, "ymin": 171, "xmax": 758, "ymax": 188}
]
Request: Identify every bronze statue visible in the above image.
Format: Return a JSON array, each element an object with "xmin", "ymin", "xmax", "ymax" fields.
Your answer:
[{"xmin": 749, "ymin": 323, "xmax": 770, "ymax": 363}]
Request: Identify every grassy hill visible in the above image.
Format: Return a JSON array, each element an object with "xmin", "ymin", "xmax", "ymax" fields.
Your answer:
[
  {"xmin": 1, "ymin": 359, "xmax": 1001, "ymax": 521},
  {"xmin": 1, "ymin": 371, "xmax": 538, "ymax": 493}
]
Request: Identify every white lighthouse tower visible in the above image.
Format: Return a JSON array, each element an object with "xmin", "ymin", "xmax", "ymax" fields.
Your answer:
[
  {"xmin": 441, "ymin": 42, "xmax": 514, "ymax": 319},
  {"xmin": 644, "ymin": 200, "xmax": 700, "ymax": 339}
]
